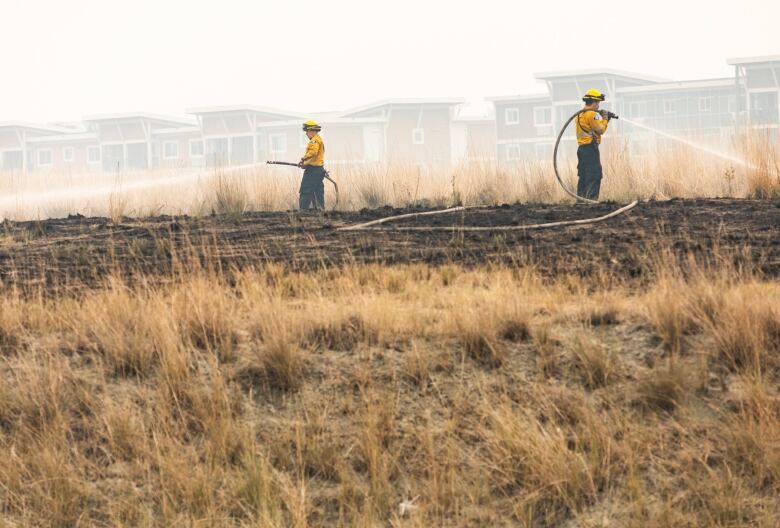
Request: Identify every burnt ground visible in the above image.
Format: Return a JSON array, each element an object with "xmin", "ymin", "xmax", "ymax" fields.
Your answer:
[{"xmin": 0, "ymin": 198, "xmax": 778, "ymax": 290}]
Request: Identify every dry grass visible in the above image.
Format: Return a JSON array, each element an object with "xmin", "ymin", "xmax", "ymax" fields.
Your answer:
[
  {"xmin": 634, "ymin": 359, "xmax": 691, "ymax": 413},
  {"xmin": 211, "ymin": 167, "xmax": 249, "ymax": 217},
  {"xmin": 0, "ymin": 261, "xmax": 778, "ymax": 525},
  {"xmin": 739, "ymin": 129, "xmax": 780, "ymax": 198},
  {"xmin": 1, "ymin": 129, "xmax": 779, "ymax": 220},
  {"xmin": 570, "ymin": 333, "xmax": 618, "ymax": 389}
]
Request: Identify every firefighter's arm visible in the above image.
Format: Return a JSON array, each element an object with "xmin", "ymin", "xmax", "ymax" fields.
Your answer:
[
  {"xmin": 588, "ymin": 111, "xmax": 609, "ymax": 136},
  {"xmin": 301, "ymin": 140, "xmax": 320, "ymax": 164}
]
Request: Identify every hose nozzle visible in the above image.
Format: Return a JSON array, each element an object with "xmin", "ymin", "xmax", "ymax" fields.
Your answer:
[{"xmin": 599, "ymin": 110, "xmax": 619, "ymax": 121}]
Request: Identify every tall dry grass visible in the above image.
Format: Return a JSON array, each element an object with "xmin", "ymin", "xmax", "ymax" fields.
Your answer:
[
  {"xmin": 1, "ymin": 129, "xmax": 778, "ymax": 221},
  {"xmin": 0, "ymin": 260, "xmax": 778, "ymax": 525}
]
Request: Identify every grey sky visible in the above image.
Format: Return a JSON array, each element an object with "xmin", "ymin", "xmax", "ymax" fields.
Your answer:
[{"xmin": 2, "ymin": 0, "xmax": 777, "ymax": 123}]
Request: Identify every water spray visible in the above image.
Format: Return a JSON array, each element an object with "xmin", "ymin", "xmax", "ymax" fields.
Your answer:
[
  {"xmin": 552, "ymin": 109, "xmax": 756, "ymax": 204},
  {"xmin": 0, "ymin": 171, "xmax": 208, "ymax": 216},
  {"xmin": 619, "ymin": 117, "xmax": 756, "ymax": 169}
]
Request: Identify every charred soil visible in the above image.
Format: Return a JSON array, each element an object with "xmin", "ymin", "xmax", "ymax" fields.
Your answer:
[{"xmin": 0, "ymin": 198, "xmax": 778, "ymax": 290}]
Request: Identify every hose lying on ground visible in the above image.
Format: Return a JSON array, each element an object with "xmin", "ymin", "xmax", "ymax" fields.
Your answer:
[
  {"xmin": 337, "ymin": 205, "xmax": 468, "ymax": 231},
  {"xmin": 337, "ymin": 109, "xmax": 634, "ymax": 232},
  {"xmin": 336, "ymin": 200, "xmax": 638, "ymax": 232}
]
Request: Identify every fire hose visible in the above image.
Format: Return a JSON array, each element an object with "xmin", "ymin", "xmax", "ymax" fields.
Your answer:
[
  {"xmin": 337, "ymin": 108, "xmax": 639, "ymax": 231},
  {"xmin": 266, "ymin": 161, "xmax": 339, "ymax": 209},
  {"xmin": 553, "ymin": 109, "xmax": 618, "ymax": 204}
]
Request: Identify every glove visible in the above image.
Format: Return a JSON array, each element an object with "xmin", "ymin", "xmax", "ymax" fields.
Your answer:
[
  {"xmin": 599, "ymin": 110, "xmax": 618, "ymax": 121},
  {"xmin": 298, "ymin": 158, "xmax": 305, "ymax": 168}
]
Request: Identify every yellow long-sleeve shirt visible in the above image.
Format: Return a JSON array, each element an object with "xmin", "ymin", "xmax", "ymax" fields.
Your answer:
[
  {"xmin": 302, "ymin": 134, "xmax": 325, "ymax": 166},
  {"xmin": 575, "ymin": 109, "xmax": 609, "ymax": 145}
]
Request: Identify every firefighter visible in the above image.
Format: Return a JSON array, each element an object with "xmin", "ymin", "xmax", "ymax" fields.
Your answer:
[
  {"xmin": 298, "ymin": 120, "xmax": 326, "ymax": 210},
  {"xmin": 575, "ymin": 89, "xmax": 614, "ymax": 200}
]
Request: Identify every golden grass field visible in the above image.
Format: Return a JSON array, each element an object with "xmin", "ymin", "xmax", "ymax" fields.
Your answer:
[
  {"xmin": 0, "ymin": 258, "xmax": 778, "ymax": 526},
  {"xmin": 0, "ymin": 130, "xmax": 779, "ymax": 526}
]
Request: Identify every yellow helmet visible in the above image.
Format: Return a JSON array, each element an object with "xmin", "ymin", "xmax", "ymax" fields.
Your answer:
[
  {"xmin": 583, "ymin": 89, "xmax": 606, "ymax": 102},
  {"xmin": 302, "ymin": 119, "xmax": 321, "ymax": 132}
]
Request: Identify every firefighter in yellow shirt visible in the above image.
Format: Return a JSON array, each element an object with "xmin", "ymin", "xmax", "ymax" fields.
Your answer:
[
  {"xmin": 298, "ymin": 120, "xmax": 326, "ymax": 209},
  {"xmin": 575, "ymin": 89, "xmax": 616, "ymax": 200}
]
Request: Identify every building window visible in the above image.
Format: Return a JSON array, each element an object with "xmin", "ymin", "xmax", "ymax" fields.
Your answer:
[
  {"xmin": 533, "ymin": 107, "xmax": 552, "ymax": 126},
  {"xmin": 698, "ymin": 97, "xmax": 712, "ymax": 112},
  {"xmin": 629, "ymin": 102, "xmax": 641, "ymax": 118},
  {"xmin": 506, "ymin": 143, "xmax": 522, "ymax": 161},
  {"xmin": 269, "ymin": 133, "xmax": 287, "ymax": 155},
  {"xmin": 63, "ymin": 147, "xmax": 74, "ymax": 162},
  {"xmin": 163, "ymin": 141, "xmax": 179, "ymax": 159},
  {"xmin": 87, "ymin": 146, "xmax": 101, "ymax": 163},
  {"xmin": 750, "ymin": 91, "xmax": 779, "ymax": 125},
  {"xmin": 412, "ymin": 128, "xmax": 424, "ymax": 145},
  {"xmin": 663, "ymin": 100, "xmax": 676, "ymax": 114},
  {"xmin": 37, "ymin": 149, "xmax": 52, "ymax": 166},
  {"xmin": 505, "ymin": 108, "xmax": 520, "ymax": 125},
  {"xmin": 189, "ymin": 140, "xmax": 204, "ymax": 157},
  {"xmin": 1, "ymin": 150, "xmax": 23, "ymax": 171}
]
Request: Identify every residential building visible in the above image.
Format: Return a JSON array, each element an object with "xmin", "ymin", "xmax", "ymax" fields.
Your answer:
[
  {"xmin": 2, "ymin": 99, "xmax": 477, "ymax": 174},
  {"xmin": 617, "ymin": 78, "xmax": 739, "ymax": 155},
  {"xmin": 26, "ymin": 130, "xmax": 100, "ymax": 173},
  {"xmin": 728, "ymin": 55, "xmax": 780, "ymax": 128},
  {"xmin": 338, "ymin": 98, "xmax": 466, "ymax": 165},
  {"xmin": 3, "ymin": 54, "xmax": 778, "ymax": 174},
  {"xmin": 490, "ymin": 54, "xmax": 780, "ymax": 163},
  {"xmin": 491, "ymin": 69, "xmax": 664, "ymax": 163},
  {"xmin": 488, "ymin": 93, "xmax": 553, "ymax": 162},
  {"xmin": 82, "ymin": 113, "xmax": 197, "ymax": 171},
  {"xmin": 186, "ymin": 106, "xmax": 303, "ymax": 167},
  {"xmin": 0, "ymin": 122, "xmax": 81, "ymax": 172}
]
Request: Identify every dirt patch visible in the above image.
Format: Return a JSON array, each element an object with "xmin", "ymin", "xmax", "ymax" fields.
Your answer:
[{"xmin": 0, "ymin": 198, "xmax": 778, "ymax": 290}]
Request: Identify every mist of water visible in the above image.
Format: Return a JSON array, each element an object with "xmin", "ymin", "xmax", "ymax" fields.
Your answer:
[
  {"xmin": 0, "ymin": 171, "xmax": 207, "ymax": 216},
  {"xmin": 620, "ymin": 117, "xmax": 756, "ymax": 169}
]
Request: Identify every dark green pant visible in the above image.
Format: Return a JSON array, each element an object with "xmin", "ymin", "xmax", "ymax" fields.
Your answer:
[
  {"xmin": 577, "ymin": 142, "xmax": 602, "ymax": 200},
  {"xmin": 299, "ymin": 166, "xmax": 325, "ymax": 210}
]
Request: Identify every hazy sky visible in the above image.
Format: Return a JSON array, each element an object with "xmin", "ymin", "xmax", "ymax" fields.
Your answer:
[{"xmin": 1, "ymin": 0, "xmax": 778, "ymax": 123}]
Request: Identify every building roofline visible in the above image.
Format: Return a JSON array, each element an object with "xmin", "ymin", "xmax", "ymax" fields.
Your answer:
[
  {"xmin": 341, "ymin": 97, "xmax": 466, "ymax": 116},
  {"xmin": 534, "ymin": 68, "xmax": 669, "ymax": 83},
  {"xmin": 0, "ymin": 121, "xmax": 77, "ymax": 134},
  {"xmin": 185, "ymin": 105, "xmax": 305, "ymax": 119},
  {"xmin": 618, "ymin": 77, "xmax": 736, "ymax": 94},
  {"xmin": 256, "ymin": 116, "xmax": 387, "ymax": 128},
  {"xmin": 82, "ymin": 112, "xmax": 196, "ymax": 126},
  {"xmin": 727, "ymin": 54, "xmax": 780, "ymax": 66},
  {"xmin": 486, "ymin": 93, "xmax": 550, "ymax": 103}
]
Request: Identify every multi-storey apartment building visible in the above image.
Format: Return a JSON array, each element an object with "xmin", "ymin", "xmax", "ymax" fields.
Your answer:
[
  {"xmin": 729, "ymin": 55, "xmax": 780, "ymax": 127},
  {"xmin": 1, "ymin": 98, "xmax": 488, "ymax": 174},
  {"xmin": 616, "ymin": 78, "xmax": 739, "ymax": 155},
  {"xmin": 2, "ymin": 54, "xmax": 777, "ymax": 174},
  {"xmin": 492, "ymin": 54, "xmax": 780, "ymax": 163}
]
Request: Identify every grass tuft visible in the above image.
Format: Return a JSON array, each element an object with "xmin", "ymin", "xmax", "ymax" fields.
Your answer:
[{"xmin": 634, "ymin": 360, "xmax": 690, "ymax": 413}]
